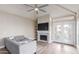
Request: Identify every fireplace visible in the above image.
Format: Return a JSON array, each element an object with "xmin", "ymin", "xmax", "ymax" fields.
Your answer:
[
  {"xmin": 37, "ymin": 31, "xmax": 48, "ymax": 42},
  {"xmin": 40, "ymin": 35, "xmax": 47, "ymax": 41}
]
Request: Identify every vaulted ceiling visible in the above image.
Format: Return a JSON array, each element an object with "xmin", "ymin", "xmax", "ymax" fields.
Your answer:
[{"xmin": 0, "ymin": 4, "xmax": 79, "ymax": 20}]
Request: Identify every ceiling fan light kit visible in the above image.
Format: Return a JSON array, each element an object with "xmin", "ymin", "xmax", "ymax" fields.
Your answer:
[{"xmin": 35, "ymin": 8, "xmax": 39, "ymax": 11}]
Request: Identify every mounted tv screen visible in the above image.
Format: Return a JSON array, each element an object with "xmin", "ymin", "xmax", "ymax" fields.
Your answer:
[{"xmin": 38, "ymin": 23, "xmax": 48, "ymax": 31}]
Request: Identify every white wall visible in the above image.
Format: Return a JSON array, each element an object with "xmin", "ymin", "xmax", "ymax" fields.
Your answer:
[
  {"xmin": 38, "ymin": 15, "xmax": 49, "ymax": 23},
  {"xmin": 0, "ymin": 11, "xmax": 35, "ymax": 48}
]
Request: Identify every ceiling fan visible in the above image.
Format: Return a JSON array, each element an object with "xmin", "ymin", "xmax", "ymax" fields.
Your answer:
[{"xmin": 24, "ymin": 4, "xmax": 48, "ymax": 14}]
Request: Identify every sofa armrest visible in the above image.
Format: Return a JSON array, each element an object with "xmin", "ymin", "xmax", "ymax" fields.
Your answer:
[{"xmin": 4, "ymin": 39, "xmax": 19, "ymax": 54}]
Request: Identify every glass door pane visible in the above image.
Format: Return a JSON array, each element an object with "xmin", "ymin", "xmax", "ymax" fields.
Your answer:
[{"xmin": 53, "ymin": 20, "xmax": 75, "ymax": 45}]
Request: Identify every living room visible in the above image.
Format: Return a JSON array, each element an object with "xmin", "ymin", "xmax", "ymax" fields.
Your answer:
[{"xmin": 0, "ymin": 4, "xmax": 79, "ymax": 54}]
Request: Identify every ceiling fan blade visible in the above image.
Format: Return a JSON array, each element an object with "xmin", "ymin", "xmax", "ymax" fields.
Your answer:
[
  {"xmin": 24, "ymin": 4, "xmax": 34, "ymax": 8},
  {"xmin": 38, "ymin": 4, "xmax": 48, "ymax": 8},
  {"xmin": 27, "ymin": 9, "xmax": 34, "ymax": 12},
  {"xmin": 39, "ymin": 9, "xmax": 46, "ymax": 13}
]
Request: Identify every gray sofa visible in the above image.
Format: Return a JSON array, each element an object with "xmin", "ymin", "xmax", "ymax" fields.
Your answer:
[{"xmin": 4, "ymin": 36, "xmax": 37, "ymax": 54}]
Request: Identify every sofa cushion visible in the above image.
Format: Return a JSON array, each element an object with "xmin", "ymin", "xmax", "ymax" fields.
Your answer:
[
  {"xmin": 13, "ymin": 35, "xmax": 31, "ymax": 42},
  {"xmin": 19, "ymin": 41, "xmax": 28, "ymax": 44},
  {"xmin": 14, "ymin": 36, "xmax": 25, "ymax": 39},
  {"xmin": 13, "ymin": 36, "xmax": 25, "ymax": 41}
]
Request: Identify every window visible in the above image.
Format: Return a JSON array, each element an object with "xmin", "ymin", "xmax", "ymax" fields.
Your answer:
[{"xmin": 57, "ymin": 25, "xmax": 61, "ymax": 32}]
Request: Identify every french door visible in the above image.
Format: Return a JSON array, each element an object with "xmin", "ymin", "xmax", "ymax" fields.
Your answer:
[{"xmin": 53, "ymin": 20, "xmax": 75, "ymax": 45}]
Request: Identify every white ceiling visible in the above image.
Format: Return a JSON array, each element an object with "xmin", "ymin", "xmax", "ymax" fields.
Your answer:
[
  {"xmin": 61, "ymin": 4, "xmax": 79, "ymax": 12},
  {"xmin": 0, "ymin": 4, "xmax": 79, "ymax": 20}
]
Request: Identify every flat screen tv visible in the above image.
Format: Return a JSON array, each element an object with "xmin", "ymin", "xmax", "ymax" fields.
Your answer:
[{"xmin": 38, "ymin": 23, "xmax": 49, "ymax": 31}]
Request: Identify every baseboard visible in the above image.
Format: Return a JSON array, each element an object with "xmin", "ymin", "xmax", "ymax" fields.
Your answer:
[{"xmin": 0, "ymin": 45, "xmax": 5, "ymax": 49}]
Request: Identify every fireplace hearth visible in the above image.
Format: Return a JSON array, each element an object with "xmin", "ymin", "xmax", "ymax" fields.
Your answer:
[{"xmin": 40, "ymin": 35, "xmax": 47, "ymax": 41}]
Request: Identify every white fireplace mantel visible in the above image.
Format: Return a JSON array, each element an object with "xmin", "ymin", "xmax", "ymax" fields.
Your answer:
[
  {"xmin": 37, "ymin": 31, "xmax": 49, "ymax": 42},
  {"xmin": 37, "ymin": 15, "xmax": 53, "ymax": 43}
]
